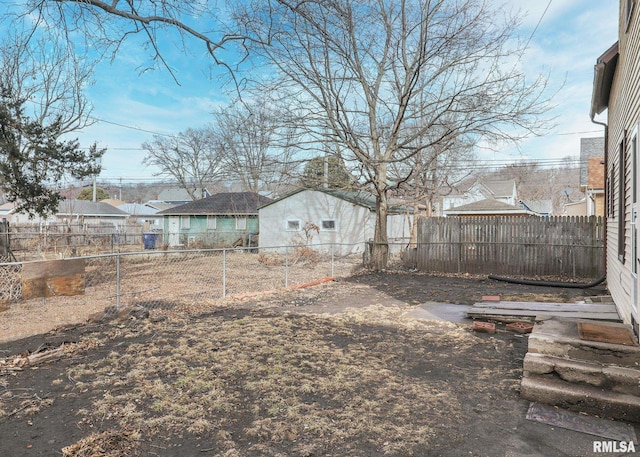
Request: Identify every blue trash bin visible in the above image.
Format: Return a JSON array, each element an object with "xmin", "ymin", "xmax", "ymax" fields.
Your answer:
[{"xmin": 143, "ymin": 232, "xmax": 158, "ymax": 249}]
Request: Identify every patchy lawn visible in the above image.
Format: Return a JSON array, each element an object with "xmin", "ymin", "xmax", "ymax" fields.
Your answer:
[{"xmin": 0, "ymin": 272, "xmax": 609, "ymax": 456}]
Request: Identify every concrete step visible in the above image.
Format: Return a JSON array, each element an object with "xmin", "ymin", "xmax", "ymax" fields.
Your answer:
[
  {"xmin": 524, "ymin": 352, "xmax": 640, "ymax": 397},
  {"xmin": 528, "ymin": 318, "xmax": 640, "ymax": 368},
  {"xmin": 521, "ymin": 375, "xmax": 640, "ymax": 423}
]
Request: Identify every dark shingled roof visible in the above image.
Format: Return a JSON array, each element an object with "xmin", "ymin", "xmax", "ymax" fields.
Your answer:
[{"xmin": 157, "ymin": 192, "xmax": 272, "ymax": 215}]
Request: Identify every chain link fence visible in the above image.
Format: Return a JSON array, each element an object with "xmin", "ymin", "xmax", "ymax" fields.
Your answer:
[{"xmin": 0, "ymin": 244, "xmax": 365, "ymax": 343}]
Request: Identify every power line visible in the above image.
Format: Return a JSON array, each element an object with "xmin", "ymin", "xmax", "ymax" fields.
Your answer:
[
  {"xmin": 78, "ymin": 128, "xmax": 604, "ymax": 152},
  {"xmin": 513, "ymin": 0, "xmax": 553, "ymax": 68},
  {"xmin": 22, "ymin": 98, "xmax": 175, "ymax": 138},
  {"xmin": 87, "ymin": 117, "xmax": 174, "ymax": 137},
  {"xmin": 523, "ymin": 1, "xmax": 553, "ymax": 52}
]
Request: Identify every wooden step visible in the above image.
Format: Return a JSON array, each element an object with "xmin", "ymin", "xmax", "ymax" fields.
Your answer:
[
  {"xmin": 473, "ymin": 301, "xmax": 616, "ymax": 312},
  {"xmin": 521, "ymin": 375, "xmax": 640, "ymax": 423},
  {"xmin": 468, "ymin": 301, "xmax": 621, "ymax": 322},
  {"xmin": 528, "ymin": 319, "xmax": 640, "ymax": 368},
  {"xmin": 524, "ymin": 352, "xmax": 640, "ymax": 397}
]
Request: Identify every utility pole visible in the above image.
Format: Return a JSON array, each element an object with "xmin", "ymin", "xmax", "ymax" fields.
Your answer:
[{"xmin": 92, "ymin": 156, "xmax": 103, "ymax": 202}]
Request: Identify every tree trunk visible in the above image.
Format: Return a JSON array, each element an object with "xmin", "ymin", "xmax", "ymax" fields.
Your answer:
[{"xmin": 370, "ymin": 192, "xmax": 389, "ymax": 270}]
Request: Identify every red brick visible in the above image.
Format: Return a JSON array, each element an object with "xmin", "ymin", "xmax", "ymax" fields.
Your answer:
[
  {"xmin": 482, "ymin": 295, "xmax": 501, "ymax": 302},
  {"xmin": 473, "ymin": 321, "xmax": 496, "ymax": 334},
  {"xmin": 506, "ymin": 322, "xmax": 534, "ymax": 334}
]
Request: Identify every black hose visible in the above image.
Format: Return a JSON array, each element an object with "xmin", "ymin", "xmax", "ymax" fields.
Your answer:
[{"xmin": 487, "ymin": 274, "xmax": 606, "ymax": 289}]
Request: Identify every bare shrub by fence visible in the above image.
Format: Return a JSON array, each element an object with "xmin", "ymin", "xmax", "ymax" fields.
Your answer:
[
  {"xmin": 405, "ymin": 216, "xmax": 604, "ymax": 278},
  {"xmin": 0, "ymin": 244, "xmax": 362, "ymax": 343}
]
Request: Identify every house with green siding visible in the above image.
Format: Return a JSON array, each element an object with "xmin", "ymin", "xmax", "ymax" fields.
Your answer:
[{"xmin": 157, "ymin": 192, "xmax": 271, "ymax": 248}]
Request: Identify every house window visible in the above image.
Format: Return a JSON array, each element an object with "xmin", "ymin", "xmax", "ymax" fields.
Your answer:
[
  {"xmin": 321, "ymin": 219, "xmax": 336, "ymax": 231},
  {"xmin": 619, "ymin": 139, "xmax": 627, "ymax": 262},
  {"xmin": 236, "ymin": 217, "xmax": 247, "ymax": 230},
  {"xmin": 181, "ymin": 216, "xmax": 190, "ymax": 230},
  {"xmin": 207, "ymin": 216, "xmax": 217, "ymax": 230},
  {"xmin": 287, "ymin": 220, "xmax": 301, "ymax": 231}
]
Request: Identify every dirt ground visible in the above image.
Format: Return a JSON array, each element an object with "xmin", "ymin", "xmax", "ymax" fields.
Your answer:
[{"xmin": 0, "ymin": 271, "xmax": 634, "ymax": 457}]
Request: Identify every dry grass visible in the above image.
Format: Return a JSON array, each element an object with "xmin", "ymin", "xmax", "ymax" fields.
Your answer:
[{"xmin": 58, "ymin": 303, "xmax": 511, "ymax": 456}]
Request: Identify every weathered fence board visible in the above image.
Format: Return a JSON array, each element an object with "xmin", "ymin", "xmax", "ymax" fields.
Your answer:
[
  {"xmin": 22, "ymin": 259, "xmax": 86, "ymax": 299},
  {"xmin": 410, "ymin": 216, "xmax": 604, "ymax": 278}
]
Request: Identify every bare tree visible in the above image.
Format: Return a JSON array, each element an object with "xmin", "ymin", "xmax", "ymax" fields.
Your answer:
[
  {"xmin": 17, "ymin": 0, "xmax": 555, "ymax": 268},
  {"xmin": 209, "ymin": 101, "xmax": 299, "ymax": 194},
  {"xmin": 301, "ymin": 155, "xmax": 355, "ymax": 190},
  {"xmin": 0, "ymin": 30, "xmax": 103, "ymax": 217},
  {"xmin": 142, "ymin": 128, "xmax": 224, "ymax": 200},
  {"xmin": 0, "ymin": 30, "xmax": 95, "ymax": 134},
  {"xmin": 237, "ymin": 0, "xmax": 553, "ymax": 268},
  {"xmin": 19, "ymin": 0, "xmax": 261, "ymax": 85},
  {"xmin": 481, "ymin": 159, "xmax": 582, "ymax": 215},
  {"xmin": 392, "ymin": 130, "xmax": 477, "ymax": 245}
]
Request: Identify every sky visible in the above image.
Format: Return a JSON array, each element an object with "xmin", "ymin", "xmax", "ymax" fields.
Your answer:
[{"xmin": 1, "ymin": 0, "xmax": 621, "ymax": 184}]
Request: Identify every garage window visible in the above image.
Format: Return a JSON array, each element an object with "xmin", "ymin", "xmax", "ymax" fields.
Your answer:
[
  {"xmin": 287, "ymin": 220, "xmax": 301, "ymax": 231},
  {"xmin": 321, "ymin": 219, "xmax": 336, "ymax": 231}
]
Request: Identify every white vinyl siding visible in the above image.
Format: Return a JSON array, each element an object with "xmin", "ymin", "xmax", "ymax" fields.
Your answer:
[{"xmin": 605, "ymin": 3, "xmax": 640, "ymax": 326}]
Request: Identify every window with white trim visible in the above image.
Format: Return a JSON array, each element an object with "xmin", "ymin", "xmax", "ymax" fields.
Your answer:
[
  {"xmin": 181, "ymin": 216, "xmax": 190, "ymax": 229},
  {"xmin": 287, "ymin": 219, "xmax": 301, "ymax": 231},
  {"xmin": 321, "ymin": 219, "xmax": 336, "ymax": 231},
  {"xmin": 207, "ymin": 216, "xmax": 217, "ymax": 230},
  {"xmin": 236, "ymin": 217, "xmax": 247, "ymax": 230}
]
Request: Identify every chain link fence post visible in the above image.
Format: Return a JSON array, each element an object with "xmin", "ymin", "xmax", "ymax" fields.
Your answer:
[
  {"xmin": 331, "ymin": 243, "xmax": 335, "ymax": 277},
  {"xmin": 116, "ymin": 253, "xmax": 121, "ymax": 309},
  {"xmin": 222, "ymin": 248, "xmax": 227, "ymax": 298}
]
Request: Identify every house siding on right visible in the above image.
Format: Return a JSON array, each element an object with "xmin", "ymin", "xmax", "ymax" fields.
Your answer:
[{"xmin": 593, "ymin": 0, "xmax": 640, "ymax": 333}]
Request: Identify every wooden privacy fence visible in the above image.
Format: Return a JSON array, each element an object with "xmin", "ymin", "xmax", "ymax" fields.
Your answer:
[{"xmin": 407, "ymin": 216, "xmax": 604, "ymax": 278}]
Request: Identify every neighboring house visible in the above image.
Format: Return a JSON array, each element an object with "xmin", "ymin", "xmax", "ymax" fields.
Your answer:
[
  {"xmin": 519, "ymin": 199, "xmax": 553, "ymax": 217},
  {"xmin": 145, "ymin": 201, "xmax": 177, "ymax": 212},
  {"xmin": 157, "ymin": 192, "xmax": 271, "ymax": 247},
  {"xmin": 117, "ymin": 203, "xmax": 162, "ymax": 230},
  {"xmin": 441, "ymin": 179, "xmax": 518, "ymax": 214},
  {"xmin": 590, "ymin": 0, "xmax": 639, "ymax": 336},
  {"xmin": 579, "ymin": 137, "xmax": 606, "ymax": 217},
  {"xmin": 11, "ymin": 200, "xmax": 129, "ymax": 226},
  {"xmin": 101, "ymin": 198, "xmax": 126, "ymax": 208},
  {"xmin": 258, "ymin": 188, "xmax": 413, "ymax": 254},
  {"xmin": 563, "ymin": 200, "xmax": 588, "ymax": 217},
  {"xmin": 443, "ymin": 198, "xmax": 533, "ymax": 217},
  {"xmin": 157, "ymin": 187, "xmax": 210, "ymax": 205}
]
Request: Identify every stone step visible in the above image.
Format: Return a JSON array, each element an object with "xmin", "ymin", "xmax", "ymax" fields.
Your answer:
[
  {"xmin": 521, "ymin": 375, "xmax": 640, "ymax": 423},
  {"xmin": 528, "ymin": 318, "xmax": 640, "ymax": 368},
  {"xmin": 524, "ymin": 352, "xmax": 640, "ymax": 397}
]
